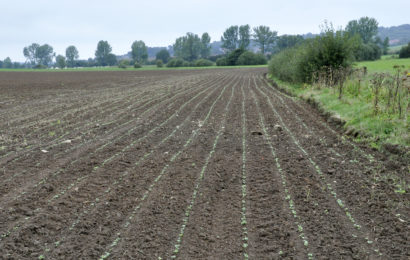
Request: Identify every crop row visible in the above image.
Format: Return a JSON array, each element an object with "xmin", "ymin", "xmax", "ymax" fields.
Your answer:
[{"xmin": 98, "ymin": 77, "xmax": 238, "ymax": 260}]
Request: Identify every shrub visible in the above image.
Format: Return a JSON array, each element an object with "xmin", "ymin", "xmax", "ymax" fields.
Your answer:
[
  {"xmin": 195, "ymin": 59, "xmax": 213, "ymax": 67},
  {"xmin": 118, "ymin": 59, "xmax": 130, "ymax": 69},
  {"xmin": 269, "ymin": 24, "xmax": 356, "ymax": 83},
  {"xmin": 167, "ymin": 58, "xmax": 184, "ymax": 67},
  {"xmin": 156, "ymin": 60, "xmax": 163, "ymax": 68},
  {"xmin": 216, "ymin": 57, "xmax": 227, "ymax": 66},
  {"xmin": 237, "ymin": 51, "xmax": 267, "ymax": 65},
  {"xmin": 399, "ymin": 42, "xmax": 410, "ymax": 58},
  {"xmin": 226, "ymin": 48, "xmax": 246, "ymax": 65},
  {"xmin": 134, "ymin": 62, "xmax": 142, "ymax": 68},
  {"xmin": 354, "ymin": 43, "xmax": 382, "ymax": 61},
  {"xmin": 269, "ymin": 45, "xmax": 306, "ymax": 82}
]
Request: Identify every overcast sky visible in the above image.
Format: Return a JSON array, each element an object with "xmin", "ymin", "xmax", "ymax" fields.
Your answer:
[{"xmin": 1, "ymin": 0, "xmax": 408, "ymax": 62}]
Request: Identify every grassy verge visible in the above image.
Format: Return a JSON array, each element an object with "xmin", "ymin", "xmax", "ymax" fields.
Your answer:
[
  {"xmin": 266, "ymin": 75, "xmax": 409, "ymax": 151},
  {"xmin": 0, "ymin": 64, "xmax": 267, "ymax": 72}
]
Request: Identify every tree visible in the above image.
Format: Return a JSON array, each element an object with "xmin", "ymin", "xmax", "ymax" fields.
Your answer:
[
  {"xmin": 173, "ymin": 33, "xmax": 201, "ymax": 61},
  {"xmin": 65, "ymin": 46, "xmax": 79, "ymax": 67},
  {"xmin": 131, "ymin": 40, "xmax": 148, "ymax": 64},
  {"xmin": 276, "ymin": 35, "xmax": 304, "ymax": 52},
  {"xmin": 95, "ymin": 40, "xmax": 113, "ymax": 66},
  {"xmin": 221, "ymin": 26, "xmax": 239, "ymax": 52},
  {"xmin": 55, "ymin": 55, "xmax": 66, "ymax": 69},
  {"xmin": 23, "ymin": 43, "xmax": 40, "ymax": 65},
  {"xmin": 382, "ymin": 37, "xmax": 389, "ymax": 55},
  {"xmin": 399, "ymin": 42, "xmax": 410, "ymax": 58},
  {"xmin": 345, "ymin": 17, "xmax": 378, "ymax": 44},
  {"xmin": 156, "ymin": 49, "xmax": 170, "ymax": 63},
  {"xmin": 3, "ymin": 57, "xmax": 12, "ymax": 68},
  {"xmin": 36, "ymin": 44, "xmax": 54, "ymax": 66},
  {"xmin": 238, "ymin": 24, "xmax": 251, "ymax": 50},
  {"xmin": 106, "ymin": 53, "xmax": 117, "ymax": 66},
  {"xmin": 200, "ymin": 33, "xmax": 211, "ymax": 58},
  {"xmin": 253, "ymin": 25, "xmax": 277, "ymax": 54}
]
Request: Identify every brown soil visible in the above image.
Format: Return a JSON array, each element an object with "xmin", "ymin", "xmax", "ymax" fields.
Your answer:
[{"xmin": 0, "ymin": 68, "xmax": 408, "ymax": 259}]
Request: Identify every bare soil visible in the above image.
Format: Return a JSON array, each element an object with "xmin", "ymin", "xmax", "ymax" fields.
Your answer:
[{"xmin": 0, "ymin": 68, "xmax": 408, "ymax": 259}]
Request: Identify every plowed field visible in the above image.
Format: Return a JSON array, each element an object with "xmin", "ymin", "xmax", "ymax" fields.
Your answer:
[{"xmin": 0, "ymin": 68, "xmax": 408, "ymax": 259}]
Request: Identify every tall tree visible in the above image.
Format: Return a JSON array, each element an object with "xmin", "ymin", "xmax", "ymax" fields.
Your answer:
[
  {"xmin": 238, "ymin": 24, "xmax": 251, "ymax": 50},
  {"xmin": 55, "ymin": 55, "xmax": 66, "ymax": 69},
  {"xmin": 131, "ymin": 40, "xmax": 148, "ymax": 64},
  {"xmin": 156, "ymin": 49, "xmax": 170, "ymax": 63},
  {"xmin": 253, "ymin": 26, "xmax": 277, "ymax": 54},
  {"xmin": 95, "ymin": 40, "xmax": 113, "ymax": 66},
  {"xmin": 221, "ymin": 26, "xmax": 239, "ymax": 52},
  {"xmin": 36, "ymin": 44, "xmax": 54, "ymax": 66},
  {"xmin": 23, "ymin": 43, "xmax": 40, "ymax": 65},
  {"xmin": 65, "ymin": 45, "xmax": 79, "ymax": 67},
  {"xmin": 345, "ymin": 17, "xmax": 378, "ymax": 44},
  {"xmin": 200, "ymin": 32, "xmax": 211, "ymax": 58},
  {"xmin": 173, "ymin": 33, "xmax": 201, "ymax": 61}
]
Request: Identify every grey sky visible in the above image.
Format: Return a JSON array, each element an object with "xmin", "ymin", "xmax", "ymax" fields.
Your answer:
[{"xmin": 1, "ymin": 0, "xmax": 408, "ymax": 62}]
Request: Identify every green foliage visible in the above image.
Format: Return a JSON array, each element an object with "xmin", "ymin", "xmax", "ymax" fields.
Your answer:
[
  {"xmin": 239, "ymin": 25, "xmax": 251, "ymax": 50},
  {"xmin": 167, "ymin": 58, "xmax": 185, "ymax": 67},
  {"xmin": 269, "ymin": 23, "xmax": 356, "ymax": 83},
  {"xmin": 200, "ymin": 33, "xmax": 211, "ymax": 58},
  {"xmin": 118, "ymin": 59, "xmax": 130, "ymax": 69},
  {"xmin": 23, "ymin": 43, "xmax": 40, "ymax": 65},
  {"xmin": 155, "ymin": 49, "xmax": 170, "ymax": 63},
  {"xmin": 346, "ymin": 17, "xmax": 379, "ymax": 44},
  {"xmin": 269, "ymin": 46, "xmax": 305, "ymax": 82},
  {"xmin": 221, "ymin": 26, "xmax": 239, "ymax": 52},
  {"xmin": 276, "ymin": 35, "xmax": 304, "ymax": 53},
  {"xmin": 382, "ymin": 37, "xmax": 389, "ymax": 55},
  {"xmin": 156, "ymin": 60, "xmax": 163, "ymax": 68},
  {"xmin": 354, "ymin": 43, "xmax": 382, "ymax": 61},
  {"xmin": 253, "ymin": 25, "xmax": 277, "ymax": 54},
  {"xmin": 216, "ymin": 57, "xmax": 227, "ymax": 66},
  {"xmin": 399, "ymin": 42, "xmax": 410, "ymax": 58},
  {"xmin": 3, "ymin": 57, "xmax": 12, "ymax": 68},
  {"xmin": 55, "ymin": 55, "xmax": 66, "ymax": 69},
  {"xmin": 65, "ymin": 45, "xmax": 79, "ymax": 67},
  {"xmin": 131, "ymin": 40, "xmax": 148, "ymax": 64},
  {"xmin": 194, "ymin": 59, "xmax": 213, "ymax": 67},
  {"xmin": 226, "ymin": 48, "xmax": 246, "ymax": 65},
  {"xmin": 23, "ymin": 43, "xmax": 54, "ymax": 67},
  {"xmin": 95, "ymin": 40, "xmax": 114, "ymax": 66},
  {"xmin": 173, "ymin": 33, "xmax": 202, "ymax": 61},
  {"xmin": 237, "ymin": 51, "xmax": 267, "ymax": 65},
  {"xmin": 133, "ymin": 62, "xmax": 142, "ymax": 68}
]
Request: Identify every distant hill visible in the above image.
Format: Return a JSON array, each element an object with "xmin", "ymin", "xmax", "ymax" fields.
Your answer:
[{"xmin": 377, "ymin": 24, "xmax": 410, "ymax": 46}]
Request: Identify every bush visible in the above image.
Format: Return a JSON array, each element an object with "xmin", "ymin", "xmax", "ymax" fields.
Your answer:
[
  {"xmin": 194, "ymin": 59, "xmax": 213, "ymax": 67},
  {"xmin": 237, "ymin": 51, "xmax": 267, "ymax": 65},
  {"xmin": 134, "ymin": 62, "xmax": 142, "ymax": 68},
  {"xmin": 354, "ymin": 43, "xmax": 382, "ymax": 61},
  {"xmin": 269, "ymin": 46, "xmax": 306, "ymax": 82},
  {"xmin": 226, "ymin": 48, "xmax": 246, "ymax": 65},
  {"xmin": 156, "ymin": 60, "xmax": 163, "ymax": 68},
  {"xmin": 269, "ymin": 24, "xmax": 356, "ymax": 83},
  {"xmin": 118, "ymin": 59, "xmax": 130, "ymax": 69},
  {"xmin": 216, "ymin": 57, "xmax": 227, "ymax": 66},
  {"xmin": 399, "ymin": 42, "xmax": 410, "ymax": 58},
  {"xmin": 167, "ymin": 58, "xmax": 184, "ymax": 67}
]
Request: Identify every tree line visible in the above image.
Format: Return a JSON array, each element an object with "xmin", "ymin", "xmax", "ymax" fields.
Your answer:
[{"xmin": 2, "ymin": 17, "xmax": 407, "ymax": 69}]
